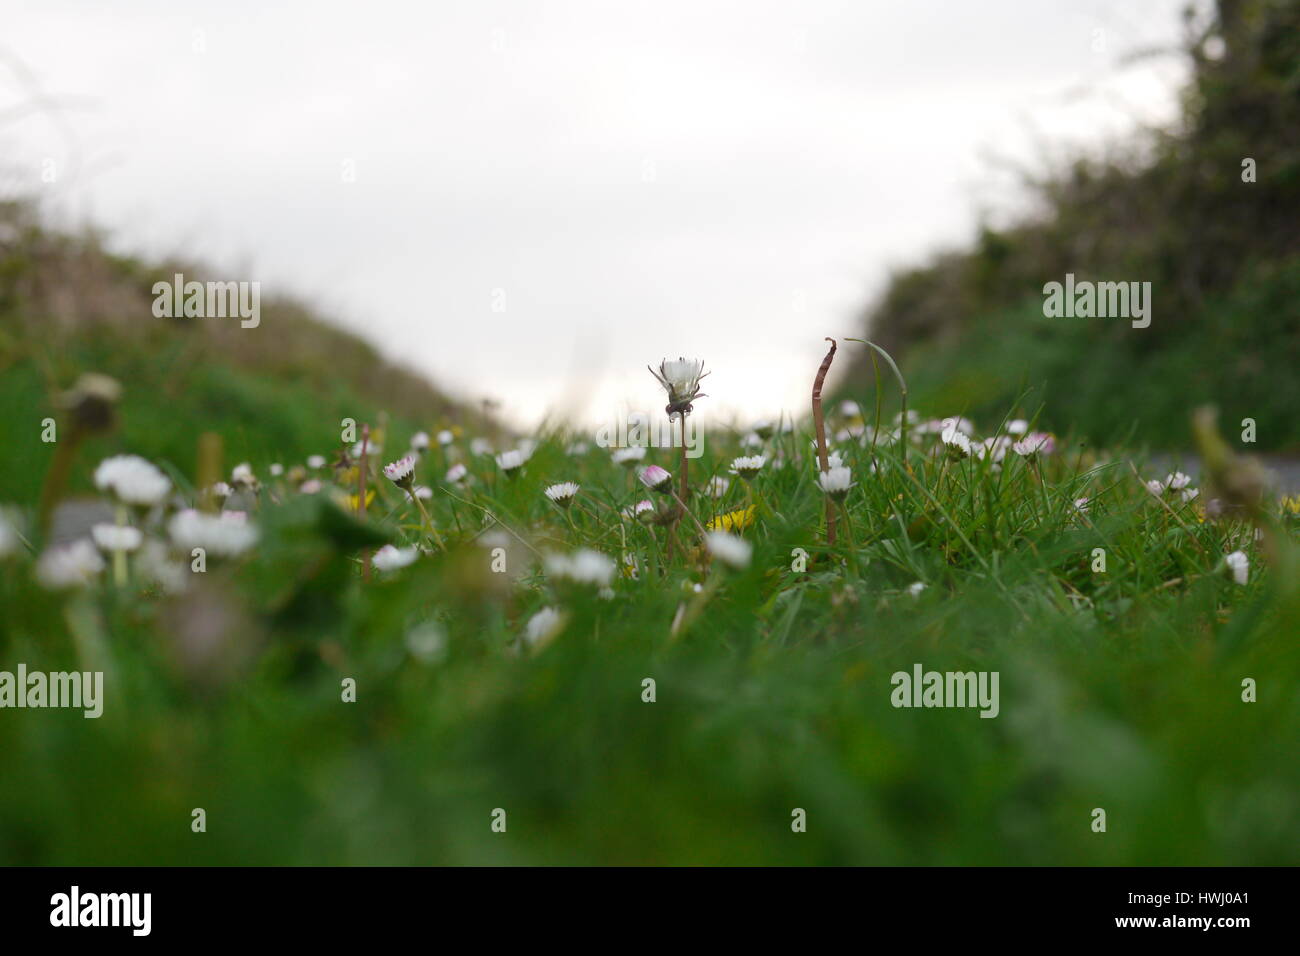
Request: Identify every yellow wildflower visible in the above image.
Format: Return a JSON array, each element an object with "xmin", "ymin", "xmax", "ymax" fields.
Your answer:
[{"xmin": 707, "ymin": 506, "xmax": 755, "ymax": 533}]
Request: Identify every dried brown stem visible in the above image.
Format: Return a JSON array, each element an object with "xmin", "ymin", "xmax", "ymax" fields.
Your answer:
[{"xmin": 812, "ymin": 337, "xmax": 837, "ymax": 546}]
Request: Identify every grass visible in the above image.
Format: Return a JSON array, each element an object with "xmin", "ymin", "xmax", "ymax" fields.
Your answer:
[{"xmin": 2, "ymin": 350, "xmax": 1297, "ymax": 865}]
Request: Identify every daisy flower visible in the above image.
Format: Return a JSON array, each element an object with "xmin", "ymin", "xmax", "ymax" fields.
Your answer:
[
  {"xmin": 544, "ymin": 549, "xmax": 616, "ymax": 587},
  {"xmin": 817, "ymin": 466, "xmax": 854, "ymax": 501},
  {"xmin": 704, "ymin": 531, "xmax": 752, "ymax": 569},
  {"xmin": 495, "ymin": 448, "xmax": 530, "ymax": 475},
  {"xmin": 1165, "ymin": 472, "xmax": 1193, "ymax": 491},
  {"xmin": 445, "ymin": 463, "xmax": 468, "ymax": 484},
  {"xmin": 1012, "ymin": 432, "xmax": 1055, "ymax": 459},
  {"xmin": 307, "ymin": 455, "xmax": 327, "ymax": 469},
  {"xmin": 612, "ymin": 446, "xmax": 647, "ymax": 467},
  {"xmin": 438, "ymin": 430, "xmax": 455, "ymax": 446},
  {"xmin": 524, "ymin": 607, "xmax": 564, "ymax": 650},
  {"xmin": 729, "ymin": 455, "xmax": 767, "ymax": 480},
  {"xmin": 648, "ymin": 357, "xmax": 709, "ymax": 419},
  {"xmin": 36, "ymin": 540, "xmax": 105, "ymax": 589},
  {"xmin": 91, "ymin": 523, "xmax": 143, "ymax": 553},
  {"xmin": 941, "ymin": 426, "xmax": 972, "ymax": 460},
  {"xmin": 544, "ymin": 482, "xmax": 580, "ymax": 508},
  {"xmin": 1005, "ymin": 419, "xmax": 1029, "ymax": 436},
  {"xmin": 1224, "ymin": 550, "xmax": 1249, "ymax": 585},
  {"xmin": 705, "ymin": 475, "xmax": 730, "ymax": 498},
  {"xmin": 93, "ymin": 454, "xmax": 171, "ymax": 507},
  {"xmin": 639, "ymin": 465, "xmax": 673, "ymax": 493},
  {"xmin": 629, "ymin": 499, "xmax": 656, "ymax": 523},
  {"xmin": 231, "ymin": 462, "xmax": 257, "ymax": 488},
  {"xmin": 168, "ymin": 510, "xmax": 259, "ymax": 557},
  {"xmin": 372, "ymin": 544, "xmax": 419, "ymax": 572},
  {"xmin": 383, "ymin": 453, "xmax": 417, "ymax": 488},
  {"xmin": 410, "ymin": 431, "xmax": 430, "ymax": 451}
]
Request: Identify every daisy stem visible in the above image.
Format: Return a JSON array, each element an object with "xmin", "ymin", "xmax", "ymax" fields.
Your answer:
[
  {"xmin": 408, "ymin": 488, "xmax": 445, "ymax": 552},
  {"xmin": 113, "ymin": 504, "xmax": 128, "ymax": 587},
  {"xmin": 670, "ymin": 490, "xmax": 709, "ymax": 537},
  {"xmin": 679, "ymin": 414, "xmax": 689, "ymax": 503}
]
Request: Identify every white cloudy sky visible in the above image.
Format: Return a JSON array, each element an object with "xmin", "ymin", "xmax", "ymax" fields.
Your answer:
[{"xmin": 2, "ymin": 0, "xmax": 1199, "ymax": 430}]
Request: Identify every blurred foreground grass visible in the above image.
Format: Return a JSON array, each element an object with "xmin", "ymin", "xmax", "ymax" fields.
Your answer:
[{"xmin": 1, "ymin": 370, "xmax": 1296, "ymax": 864}]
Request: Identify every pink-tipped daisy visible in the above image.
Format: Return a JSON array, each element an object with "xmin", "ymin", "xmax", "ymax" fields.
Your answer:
[
  {"xmin": 383, "ymin": 453, "xmax": 417, "ymax": 488},
  {"xmin": 544, "ymin": 481, "xmax": 580, "ymax": 508},
  {"xmin": 639, "ymin": 464, "xmax": 673, "ymax": 493}
]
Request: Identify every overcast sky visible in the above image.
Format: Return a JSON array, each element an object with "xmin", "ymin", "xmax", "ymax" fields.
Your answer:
[{"xmin": 3, "ymin": 0, "xmax": 1199, "ymax": 431}]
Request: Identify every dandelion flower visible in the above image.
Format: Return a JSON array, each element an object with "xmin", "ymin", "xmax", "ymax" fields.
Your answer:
[
  {"xmin": 704, "ymin": 531, "xmax": 752, "ymax": 569},
  {"xmin": 729, "ymin": 455, "xmax": 767, "ymax": 480},
  {"xmin": 817, "ymin": 466, "xmax": 854, "ymax": 501},
  {"xmin": 36, "ymin": 540, "xmax": 105, "ymax": 589},
  {"xmin": 544, "ymin": 481, "xmax": 580, "ymax": 508},
  {"xmin": 1224, "ymin": 550, "xmax": 1249, "ymax": 585},
  {"xmin": 91, "ymin": 523, "xmax": 143, "ymax": 553},
  {"xmin": 639, "ymin": 464, "xmax": 673, "ymax": 494},
  {"xmin": 706, "ymin": 506, "xmax": 755, "ymax": 533},
  {"xmin": 383, "ymin": 453, "xmax": 417, "ymax": 488},
  {"xmin": 93, "ymin": 454, "xmax": 171, "ymax": 507}
]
